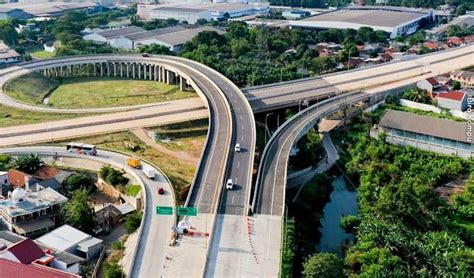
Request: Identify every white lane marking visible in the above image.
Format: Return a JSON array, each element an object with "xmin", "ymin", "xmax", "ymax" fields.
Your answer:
[
  {"xmin": 237, "ymin": 161, "xmax": 240, "ymax": 169},
  {"xmin": 232, "ymin": 195, "xmax": 235, "ymax": 204}
]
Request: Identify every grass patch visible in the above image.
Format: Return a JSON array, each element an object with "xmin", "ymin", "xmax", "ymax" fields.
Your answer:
[
  {"xmin": 0, "ymin": 104, "xmax": 89, "ymax": 128},
  {"xmin": 48, "ymin": 77, "xmax": 195, "ymax": 109},
  {"xmin": 4, "ymin": 72, "xmax": 59, "ymax": 105},
  {"xmin": 125, "ymin": 184, "xmax": 141, "ymax": 197},
  {"xmin": 30, "ymin": 50, "xmax": 55, "ymax": 59},
  {"xmin": 152, "ymin": 119, "xmax": 208, "ymax": 156},
  {"xmin": 53, "ymin": 131, "xmax": 196, "ymax": 203}
]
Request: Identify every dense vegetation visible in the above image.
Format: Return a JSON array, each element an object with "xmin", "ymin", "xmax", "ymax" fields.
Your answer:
[
  {"xmin": 124, "ymin": 211, "xmax": 143, "ymax": 233},
  {"xmin": 181, "ymin": 22, "xmax": 388, "ymax": 86},
  {"xmin": 9, "ymin": 153, "xmax": 43, "ymax": 174},
  {"xmin": 0, "ymin": 155, "xmax": 11, "ymax": 171},
  {"xmin": 61, "ymin": 173, "xmax": 93, "ymax": 198},
  {"xmin": 61, "ymin": 188, "xmax": 96, "ymax": 234},
  {"xmin": 336, "ymin": 112, "xmax": 474, "ymax": 277},
  {"xmin": 99, "ymin": 164, "xmax": 129, "ymax": 187}
]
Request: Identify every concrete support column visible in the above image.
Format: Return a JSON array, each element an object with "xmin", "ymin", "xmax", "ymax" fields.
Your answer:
[
  {"xmin": 180, "ymin": 76, "xmax": 185, "ymax": 91},
  {"xmin": 113, "ymin": 63, "xmax": 117, "ymax": 77},
  {"xmin": 132, "ymin": 63, "xmax": 136, "ymax": 79},
  {"xmin": 138, "ymin": 64, "xmax": 142, "ymax": 79},
  {"xmin": 120, "ymin": 63, "xmax": 124, "ymax": 78},
  {"xmin": 144, "ymin": 64, "xmax": 147, "ymax": 80},
  {"xmin": 154, "ymin": 65, "xmax": 158, "ymax": 81},
  {"xmin": 127, "ymin": 63, "xmax": 130, "ymax": 78}
]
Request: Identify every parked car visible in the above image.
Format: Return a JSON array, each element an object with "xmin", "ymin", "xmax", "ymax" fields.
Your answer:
[{"xmin": 226, "ymin": 179, "xmax": 233, "ymax": 190}]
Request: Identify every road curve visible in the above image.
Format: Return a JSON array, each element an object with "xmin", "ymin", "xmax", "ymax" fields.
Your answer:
[{"xmin": 0, "ymin": 146, "xmax": 175, "ymax": 277}]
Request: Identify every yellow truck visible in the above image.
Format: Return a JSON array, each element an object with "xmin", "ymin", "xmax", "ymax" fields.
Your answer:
[{"xmin": 127, "ymin": 157, "xmax": 141, "ymax": 169}]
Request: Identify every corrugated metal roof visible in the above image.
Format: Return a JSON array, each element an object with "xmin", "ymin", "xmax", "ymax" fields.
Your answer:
[
  {"xmin": 97, "ymin": 26, "xmax": 145, "ymax": 39},
  {"xmin": 123, "ymin": 26, "xmax": 186, "ymax": 41},
  {"xmin": 379, "ymin": 109, "xmax": 470, "ymax": 143},
  {"xmin": 151, "ymin": 26, "xmax": 224, "ymax": 47}
]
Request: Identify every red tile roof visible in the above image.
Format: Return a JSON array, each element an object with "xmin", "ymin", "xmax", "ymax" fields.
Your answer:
[
  {"xmin": 436, "ymin": 91, "xmax": 466, "ymax": 101},
  {"xmin": 6, "ymin": 238, "xmax": 44, "ymax": 264},
  {"xmin": 34, "ymin": 165, "xmax": 60, "ymax": 181},
  {"xmin": 448, "ymin": 36, "xmax": 464, "ymax": 45},
  {"xmin": 465, "ymin": 35, "xmax": 474, "ymax": 44},
  {"xmin": 7, "ymin": 169, "xmax": 32, "ymax": 188},
  {"xmin": 0, "ymin": 258, "xmax": 80, "ymax": 278},
  {"xmin": 423, "ymin": 41, "xmax": 438, "ymax": 50}
]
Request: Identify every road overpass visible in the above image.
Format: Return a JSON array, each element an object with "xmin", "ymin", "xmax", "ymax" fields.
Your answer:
[
  {"xmin": 0, "ymin": 54, "xmax": 256, "ymax": 277},
  {"xmin": 245, "ymin": 44, "xmax": 473, "ymax": 112}
]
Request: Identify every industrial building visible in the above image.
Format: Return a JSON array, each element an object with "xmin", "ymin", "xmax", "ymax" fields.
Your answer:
[
  {"xmin": 290, "ymin": 6, "xmax": 434, "ymax": 39},
  {"xmin": 138, "ymin": 2, "xmax": 269, "ymax": 24},
  {"xmin": 372, "ymin": 109, "xmax": 473, "ymax": 159},
  {"xmin": 84, "ymin": 25, "xmax": 223, "ymax": 51},
  {"xmin": 0, "ymin": 2, "xmax": 97, "ymax": 20}
]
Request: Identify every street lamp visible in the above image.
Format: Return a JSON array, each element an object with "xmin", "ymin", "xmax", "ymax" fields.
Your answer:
[{"xmin": 264, "ymin": 113, "xmax": 274, "ymax": 144}]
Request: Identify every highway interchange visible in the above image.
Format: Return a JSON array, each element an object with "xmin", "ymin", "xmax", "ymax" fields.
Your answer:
[{"xmin": 0, "ymin": 44, "xmax": 473, "ymax": 277}]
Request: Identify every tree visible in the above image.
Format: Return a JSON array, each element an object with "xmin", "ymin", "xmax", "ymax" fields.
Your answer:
[
  {"xmin": 0, "ymin": 155, "xmax": 11, "ymax": 171},
  {"xmin": 302, "ymin": 253, "xmax": 344, "ymax": 278},
  {"xmin": 138, "ymin": 43, "xmax": 172, "ymax": 55},
  {"xmin": 61, "ymin": 174, "xmax": 92, "ymax": 198},
  {"xmin": 456, "ymin": 5, "xmax": 467, "ymax": 16},
  {"xmin": 340, "ymin": 215, "xmax": 360, "ymax": 233},
  {"xmin": 61, "ymin": 188, "xmax": 95, "ymax": 234},
  {"xmin": 452, "ymin": 80, "xmax": 462, "ymax": 90},
  {"xmin": 124, "ymin": 211, "xmax": 142, "ymax": 233},
  {"xmin": 103, "ymin": 262, "xmax": 123, "ymax": 278},
  {"xmin": 0, "ymin": 21, "xmax": 18, "ymax": 45},
  {"xmin": 9, "ymin": 153, "xmax": 43, "ymax": 174}
]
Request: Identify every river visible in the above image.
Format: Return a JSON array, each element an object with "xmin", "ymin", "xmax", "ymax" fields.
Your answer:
[{"xmin": 316, "ymin": 176, "xmax": 358, "ymax": 257}]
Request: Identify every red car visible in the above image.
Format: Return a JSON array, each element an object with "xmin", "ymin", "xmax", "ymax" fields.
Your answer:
[{"xmin": 158, "ymin": 187, "xmax": 165, "ymax": 195}]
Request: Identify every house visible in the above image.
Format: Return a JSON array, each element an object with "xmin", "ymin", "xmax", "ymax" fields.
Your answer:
[
  {"xmin": 372, "ymin": 109, "xmax": 473, "ymax": 159},
  {"xmin": 37, "ymin": 225, "xmax": 103, "ymax": 261},
  {"xmin": 7, "ymin": 169, "xmax": 40, "ymax": 189},
  {"xmin": 0, "ymin": 238, "xmax": 49, "ymax": 265},
  {"xmin": 451, "ymin": 70, "xmax": 474, "ymax": 88},
  {"xmin": 0, "ymin": 41, "xmax": 20, "ymax": 67},
  {"xmin": 0, "ymin": 258, "xmax": 80, "ymax": 278},
  {"xmin": 465, "ymin": 35, "xmax": 474, "ymax": 44},
  {"xmin": 423, "ymin": 41, "xmax": 439, "ymax": 51},
  {"xmin": 0, "ymin": 231, "xmax": 84, "ymax": 275},
  {"xmin": 0, "ymin": 187, "xmax": 67, "ymax": 237},
  {"xmin": 417, "ymin": 77, "xmax": 441, "ymax": 93},
  {"xmin": 436, "ymin": 91, "xmax": 467, "ymax": 111},
  {"xmin": 447, "ymin": 36, "xmax": 465, "ymax": 47}
]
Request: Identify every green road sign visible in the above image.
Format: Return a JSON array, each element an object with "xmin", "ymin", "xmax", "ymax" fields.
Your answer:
[
  {"xmin": 156, "ymin": 206, "xmax": 173, "ymax": 215},
  {"xmin": 177, "ymin": 206, "xmax": 197, "ymax": 216}
]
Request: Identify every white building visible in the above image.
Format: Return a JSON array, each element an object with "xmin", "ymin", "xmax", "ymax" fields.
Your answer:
[
  {"xmin": 0, "ymin": 171, "xmax": 8, "ymax": 187},
  {"xmin": 36, "ymin": 225, "xmax": 103, "ymax": 261},
  {"xmin": 290, "ymin": 6, "xmax": 434, "ymax": 39},
  {"xmin": 0, "ymin": 186, "xmax": 67, "ymax": 237}
]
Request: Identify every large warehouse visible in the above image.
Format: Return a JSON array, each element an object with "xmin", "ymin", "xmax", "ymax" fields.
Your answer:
[
  {"xmin": 0, "ymin": 2, "xmax": 97, "ymax": 20},
  {"xmin": 290, "ymin": 6, "xmax": 434, "ymax": 39}
]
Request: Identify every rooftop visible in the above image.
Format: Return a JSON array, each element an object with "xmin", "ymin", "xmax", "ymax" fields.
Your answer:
[
  {"xmin": 429, "ymin": 14, "xmax": 474, "ymax": 34},
  {"xmin": 451, "ymin": 70, "xmax": 474, "ymax": 79},
  {"xmin": 36, "ymin": 224, "xmax": 98, "ymax": 252},
  {"xmin": 3, "ymin": 238, "xmax": 45, "ymax": 264},
  {"xmin": 97, "ymin": 26, "xmax": 145, "ymax": 39},
  {"xmin": 379, "ymin": 109, "xmax": 471, "ymax": 144},
  {"xmin": 300, "ymin": 8, "xmax": 427, "ymax": 28},
  {"xmin": 0, "ymin": 2, "xmax": 96, "ymax": 17},
  {"xmin": 0, "ymin": 187, "xmax": 67, "ymax": 217},
  {"xmin": 436, "ymin": 91, "xmax": 466, "ymax": 101},
  {"xmin": 145, "ymin": 26, "xmax": 224, "ymax": 47},
  {"xmin": 0, "ymin": 258, "xmax": 80, "ymax": 278},
  {"xmin": 123, "ymin": 26, "xmax": 186, "ymax": 41}
]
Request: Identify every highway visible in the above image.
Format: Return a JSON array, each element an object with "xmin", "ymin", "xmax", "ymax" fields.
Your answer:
[
  {"xmin": 0, "ymin": 146, "xmax": 175, "ymax": 278},
  {"xmin": 245, "ymin": 44, "xmax": 474, "ymax": 111}
]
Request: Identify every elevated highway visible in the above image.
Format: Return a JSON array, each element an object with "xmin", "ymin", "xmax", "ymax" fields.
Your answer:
[{"xmin": 245, "ymin": 44, "xmax": 473, "ymax": 112}]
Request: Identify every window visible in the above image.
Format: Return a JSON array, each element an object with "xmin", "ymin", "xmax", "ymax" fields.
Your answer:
[
  {"xmin": 431, "ymin": 136, "xmax": 444, "ymax": 146},
  {"xmin": 416, "ymin": 134, "xmax": 429, "ymax": 143}
]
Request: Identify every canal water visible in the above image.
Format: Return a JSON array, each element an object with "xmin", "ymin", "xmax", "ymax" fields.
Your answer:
[{"xmin": 316, "ymin": 176, "xmax": 358, "ymax": 257}]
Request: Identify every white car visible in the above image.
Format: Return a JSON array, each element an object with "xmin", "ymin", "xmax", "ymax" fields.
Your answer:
[
  {"xmin": 234, "ymin": 143, "xmax": 241, "ymax": 152},
  {"xmin": 226, "ymin": 179, "xmax": 233, "ymax": 190}
]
